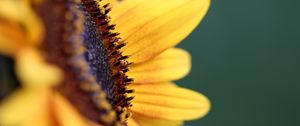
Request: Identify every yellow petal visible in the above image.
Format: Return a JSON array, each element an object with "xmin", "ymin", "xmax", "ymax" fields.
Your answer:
[
  {"xmin": 128, "ymin": 82, "xmax": 210, "ymax": 120},
  {"xmin": 98, "ymin": 0, "xmax": 119, "ymax": 5},
  {"xmin": 15, "ymin": 48, "xmax": 63, "ymax": 87},
  {"xmin": 0, "ymin": 88, "xmax": 52, "ymax": 126},
  {"xmin": 0, "ymin": 0, "xmax": 44, "ymax": 45},
  {"xmin": 53, "ymin": 93, "xmax": 88, "ymax": 126},
  {"xmin": 0, "ymin": 21, "xmax": 28, "ymax": 57},
  {"xmin": 128, "ymin": 48, "xmax": 191, "ymax": 84},
  {"xmin": 127, "ymin": 117, "xmax": 140, "ymax": 126},
  {"xmin": 109, "ymin": 0, "xmax": 210, "ymax": 63},
  {"xmin": 131, "ymin": 113, "xmax": 183, "ymax": 126}
]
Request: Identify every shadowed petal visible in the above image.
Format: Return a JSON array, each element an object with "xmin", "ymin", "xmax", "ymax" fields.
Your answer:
[
  {"xmin": 128, "ymin": 48, "xmax": 191, "ymax": 84},
  {"xmin": 0, "ymin": 21, "xmax": 28, "ymax": 57},
  {"xmin": 128, "ymin": 82, "xmax": 210, "ymax": 120},
  {"xmin": 109, "ymin": 0, "xmax": 210, "ymax": 63}
]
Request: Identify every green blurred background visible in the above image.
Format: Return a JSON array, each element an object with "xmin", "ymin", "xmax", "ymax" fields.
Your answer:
[{"xmin": 177, "ymin": 0, "xmax": 300, "ymax": 126}]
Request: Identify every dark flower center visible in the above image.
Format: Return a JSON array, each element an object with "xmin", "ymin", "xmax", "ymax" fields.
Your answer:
[{"xmin": 33, "ymin": 0, "xmax": 133, "ymax": 125}]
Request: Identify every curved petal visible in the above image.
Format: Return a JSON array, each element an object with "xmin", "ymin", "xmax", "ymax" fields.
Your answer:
[
  {"xmin": 15, "ymin": 48, "xmax": 63, "ymax": 87},
  {"xmin": 128, "ymin": 82, "xmax": 210, "ymax": 121},
  {"xmin": 109, "ymin": 0, "xmax": 210, "ymax": 63},
  {"xmin": 131, "ymin": 113, "xmax": 183, "ymax": 126},
  {"xmin": 0, "ymin": 88, "xmax": 52, "ymax": 126},
  {"xmin": 0, "ymin": 0, "xmax": 44, "ymax": 45},
  {"xmin": 128, "ymin": 48, "xmax": 191, "ymax": 84}
]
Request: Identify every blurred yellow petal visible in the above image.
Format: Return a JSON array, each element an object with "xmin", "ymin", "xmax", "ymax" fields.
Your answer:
[
  {"xmin": 16, "ymin": 48, "xmax": 62, "ymax": 87},
  {"xmin": 132, "ymin": 113, "xmax": 183, "ymax": 126},
  {"xmin": 0, "ymin": 0, "xmax": 44, "ymax": 45},
  {"xmin": 0, "ymin": 21, "xmax": 27, "ymax": 57},
  {"xmin": 128, "ymin": 48, "xmax": 191, "ymax": 84},
  {"xmin": 0, "ymin": 88, "xmax": 52, "ymax": 126},
  {"xmin": 129, "ymin": 82, "xmax": 210, "ymax": 120},
  {"xmin": 53, "ymin": 93, "xmax": 88, "ymax": 126},
  {"xmin": 109, "ymin": 0, "xmax": 210, "ymax": 63},
  {"xmin": 127, "ymin": 117, "xmax": 140, "ymax": 126}
]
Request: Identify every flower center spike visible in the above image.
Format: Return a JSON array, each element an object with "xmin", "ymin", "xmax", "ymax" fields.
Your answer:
[{"xmin": 34, "ymin": 0, "xmax": 133, "ymax": 125}]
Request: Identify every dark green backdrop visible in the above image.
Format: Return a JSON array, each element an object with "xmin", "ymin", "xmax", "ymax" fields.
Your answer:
[{"xmin": 177, "ymin": 0, "xmax": 300, "ymax": 126}]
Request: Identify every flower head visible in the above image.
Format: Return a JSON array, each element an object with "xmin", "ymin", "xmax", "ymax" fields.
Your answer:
[{"xmin": 0, "ymin": 0, "xmax": 211, "ymax": 126}]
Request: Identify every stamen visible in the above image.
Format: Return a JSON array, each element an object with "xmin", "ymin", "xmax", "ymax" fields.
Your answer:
[{"xmin": 81, "ymin": 1, "xmax": 134, "ymax": 122}]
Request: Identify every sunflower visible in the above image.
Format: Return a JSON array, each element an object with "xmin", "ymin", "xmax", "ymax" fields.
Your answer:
[{"xmin": 0, "ymin": 0, "xmax": 211, "ymax": 126}]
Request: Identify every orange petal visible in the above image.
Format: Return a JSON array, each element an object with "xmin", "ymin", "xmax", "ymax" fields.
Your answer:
[
  {"xmin": 128, "ymin": 82, "xmax": 210, "ymax": 121},
  {"xmin": 109, "ymin": 0, "xmax": 210, "ymax": 63},
  {"xmin": 0, "ymin": 21, "xmax": 28, "ymax": 57},
  {"xmin": 128, "ymin": 48, "xmax": 191, "ymax": 84}
]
